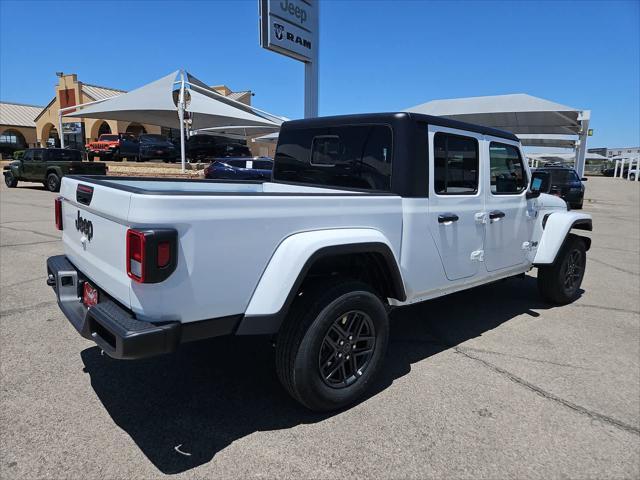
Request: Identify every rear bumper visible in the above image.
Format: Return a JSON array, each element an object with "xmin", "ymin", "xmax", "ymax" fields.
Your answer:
[{"xmin": 46, "ymin": 255, "xmax": 240, "ymax": 360}]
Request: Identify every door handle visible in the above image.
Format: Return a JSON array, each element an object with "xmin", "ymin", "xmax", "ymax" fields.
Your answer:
[
  {"xmin": 438, "ymin": 213, "xmax": 459, "ymax": 224},
  {"xmin": 489, "ymin": 210, "xmax": 506, "ymax": 220}
]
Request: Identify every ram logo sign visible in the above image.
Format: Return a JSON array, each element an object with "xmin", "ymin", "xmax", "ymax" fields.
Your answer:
[{"xmin": 260, "ymin": 0, "xmax": 316, "ymax": 63}]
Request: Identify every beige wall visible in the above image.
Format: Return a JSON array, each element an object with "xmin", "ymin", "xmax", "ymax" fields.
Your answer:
[
  {"xmin": 35, "ymin": 74, "xmax": 161, "ymax": 147},
  {"xmin": 0, "ymin": 125, "xmax": 38, "ymax": 148}
]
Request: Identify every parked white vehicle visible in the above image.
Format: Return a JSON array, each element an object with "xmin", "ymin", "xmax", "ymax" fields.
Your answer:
[{"xmin": 47, "ymin": 113, "xmax": 592, "ymax": 411}]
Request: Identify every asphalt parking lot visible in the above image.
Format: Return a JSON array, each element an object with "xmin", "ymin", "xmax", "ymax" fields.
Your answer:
[{"xmin": 1, "ymin": 177, "xmax": 638, "ymax": 479}]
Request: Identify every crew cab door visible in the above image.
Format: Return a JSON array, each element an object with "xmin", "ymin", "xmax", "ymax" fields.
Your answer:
[
  {"xmin": 22, "ymin": 149, "xmax": 42, "ymax": 180},
  {"xmin": 427, "ymin": 126, "xmax": 485, "ymax": 281},
  {"xmin": 119, "ymin": 134, "xmax": 138, "ymax": 157},
  {"xmin": 482, "ymin": 139, "xmax": 531, "ymax": 271}
]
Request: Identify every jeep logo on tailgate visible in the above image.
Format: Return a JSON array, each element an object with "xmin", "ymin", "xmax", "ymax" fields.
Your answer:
[{"xmin": 75, "ymin": 211, "xmax": 93, "ymax": 241}]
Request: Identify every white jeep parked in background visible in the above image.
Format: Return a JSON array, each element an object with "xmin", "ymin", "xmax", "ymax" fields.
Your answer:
[{"xmin": 47, "ymin": 112, "xmax": 592, "ymax": 411}]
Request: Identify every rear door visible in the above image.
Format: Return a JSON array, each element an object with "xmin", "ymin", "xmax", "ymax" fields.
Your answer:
[
  {"xmin": 483, "ymin": 139, "xmax": 532, "ymax": 271},
  {"xmin": 427, "ymin": 126, "xmax": 486, "ymax": 281},
  {"xmin": 32, "ymin": 149, "xmax": 47, "ymax": 180}
]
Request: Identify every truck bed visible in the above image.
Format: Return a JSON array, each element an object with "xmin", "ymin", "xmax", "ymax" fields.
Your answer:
[
  {"xmin": 60, "ymin": 176, "xmax": 403, "ymax": 324},
  {"xmin": 75, "ymin": 176, "xmax": 378, "ymax": 195}
]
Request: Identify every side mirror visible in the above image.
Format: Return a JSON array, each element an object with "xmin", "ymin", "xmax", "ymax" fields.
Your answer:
[
  {"xmin": 581, "ymin": 177, "xmax": 588, "ymax": 181},
  {"xmin": 526, "ymin": 190, "xmax": 541, "ymax": 199}
]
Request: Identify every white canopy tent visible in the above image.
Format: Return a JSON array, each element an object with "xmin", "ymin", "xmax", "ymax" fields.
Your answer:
[
  {"xmin": 406, "ymin": 94, "xmax": 591, "ymax": 176},
  {"xmin": 527, "ymin": 151, "xmax": 607, "ymax": 170},
  {"xmin": 60, "ymin": 70, "xmax": 283, "ymax": 171}
]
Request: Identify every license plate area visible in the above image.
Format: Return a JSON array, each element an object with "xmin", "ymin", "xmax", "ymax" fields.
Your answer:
[{"xmin": 83, "ymin": 281, "xmax": 99, "ymax": 307}]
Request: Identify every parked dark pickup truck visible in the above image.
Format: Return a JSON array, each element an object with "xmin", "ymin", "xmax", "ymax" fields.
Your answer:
[{"xmin": 3, "ymin": 148, "xmax": 107, "ymax": 192}]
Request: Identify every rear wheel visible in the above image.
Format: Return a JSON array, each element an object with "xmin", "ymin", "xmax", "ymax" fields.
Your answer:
[
  {"xmin": 46, "ymin": 172, "xmax": 61, "ymax": 192},
  {"xmin": 4, "ymin": 172, "xmax": 18, "ymax": 188},
  {"xmin": 275, "ymin": 280, "xmax": 389, "ymax": 412},
  {"xmin": 537, "ymin": 234, "xmax": 587, "ymax": 304}
]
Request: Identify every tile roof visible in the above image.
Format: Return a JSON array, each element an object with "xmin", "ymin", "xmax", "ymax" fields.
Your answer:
[
  {"xmin": 226, "ymin": 91, "xmax": 251, "ymax": 102},
  {"xmin": 0, "ymin": 101, "xmax": 44, "ymax": 128},
  {"xmin": 81, "ymin": 83, "xmax": 125, "ymax": 101}
]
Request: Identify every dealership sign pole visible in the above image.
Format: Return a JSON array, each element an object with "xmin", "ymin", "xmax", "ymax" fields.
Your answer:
[{"xmin": 260, "ymin": 0, "xmax": 318, "ymax": 118}]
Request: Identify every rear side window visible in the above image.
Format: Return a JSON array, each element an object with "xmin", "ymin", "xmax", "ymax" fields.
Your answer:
[
  {"xmin": 274, "ymin": 125, "xmax": 392, "ymax": 191},
  {"xmin": 47, "ymin": 150, "xmax": 82, "ymax": 162},
  {"xmin": 489, "ymin": 142, "xmax": 527, "ymax": 194},
  {"xmin": 433, "ymin": 133, "xmax": 479, "ymax": 194}
]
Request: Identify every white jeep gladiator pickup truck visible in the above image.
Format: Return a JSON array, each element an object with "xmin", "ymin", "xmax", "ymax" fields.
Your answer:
[{"xmin": 47, "ymin": 112, "xmax": 592, "ymax": 411}]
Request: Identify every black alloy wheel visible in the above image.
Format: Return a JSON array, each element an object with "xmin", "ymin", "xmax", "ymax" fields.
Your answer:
[
  {"xmin": 319, "ymin": 310, "xmax": 376, "ymax": 388},
  {"xmin": 537, "ymin": 234, "xmax": 587, "ymax": 305},
  {"xmin": 561, "ymin": 248, "xmax": 584, "ymax": 297}
]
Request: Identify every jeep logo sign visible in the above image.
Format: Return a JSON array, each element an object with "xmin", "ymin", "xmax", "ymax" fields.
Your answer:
[
  {"xmin": 75, "ymin": 211, "xmax": 93, "ymax": 241},
  {"xmin": 260, "ymin": 0, "xmax": 316, "ymax": 63},
  {"xmin": 277, "ymin": 0, "xmax": 310, "ymax": 27}
]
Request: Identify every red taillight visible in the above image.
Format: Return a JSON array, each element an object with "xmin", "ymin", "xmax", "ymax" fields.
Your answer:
[
  {"xmin": 126, "ymin": 229, "xmax": 146, "ymax": 282},
  {"xmin": 54, "ymin": 197, "xmax": 63, "ymax": 230},
  {"xmin": 126, "ymin": 228, "xmax": 177, "ymax": 283},
  {"xmin": 157, "ymin": 241, "xmax": 170, "ymax": 268}
]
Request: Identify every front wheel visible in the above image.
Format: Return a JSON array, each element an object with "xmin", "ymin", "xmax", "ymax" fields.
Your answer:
[
  {"xmin": 46, "ymin": 172, "xmax": 61, "ymax": 192},
  {"xmin": 4, "ymin": 172, "xmax": 18, "ymax": 188},
  {"xmin": 275, "ymin": 280, "xmax": 389, "ymax": 412},
  {"xmin": 537, "ymin": 234, "xmax": 587, "ymax": 305}
]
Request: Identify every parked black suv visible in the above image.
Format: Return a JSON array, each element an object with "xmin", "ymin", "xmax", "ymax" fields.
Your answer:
[
  {"xmin": 138, "ymin": 134, "xmax": 178, "ymax": 162},
  {"xmin": 531, "ymin": 166, "xmax": 587, "ymax": 209},
  {"xmin": 186, "ymin": 135, "xmax": 251, "ymax": 162}
]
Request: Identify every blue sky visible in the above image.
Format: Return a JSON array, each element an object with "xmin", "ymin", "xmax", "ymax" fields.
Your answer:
[{"xmin": 1, "ymin": 0, "xmax": 638, "ymax": 148}]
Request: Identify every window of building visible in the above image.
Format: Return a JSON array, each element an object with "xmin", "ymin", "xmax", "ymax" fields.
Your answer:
[
  {"xmin": 0, "ymin": 133, "xmax": 18, "ymax": 144},
  {"xmin": 433, "ymin": 132, "xmax": 479, "ymax": 194},
  {"xmin": 274, "ymin": 124, "xmax": 392, "ymax": 191},
  {"xmin": 489, "ymin": 142, "xmax": 527, "ymax": 194}
]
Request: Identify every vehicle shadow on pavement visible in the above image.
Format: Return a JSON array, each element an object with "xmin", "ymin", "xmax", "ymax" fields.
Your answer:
[{"xmin": 81, "ymin": 276, "xmax": 558, "ymax": 474}]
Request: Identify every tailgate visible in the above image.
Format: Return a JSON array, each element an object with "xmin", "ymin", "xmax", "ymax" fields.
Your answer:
[{"xmin": 59, "ymin": 177, "xmax": 132, "ymax": 308}]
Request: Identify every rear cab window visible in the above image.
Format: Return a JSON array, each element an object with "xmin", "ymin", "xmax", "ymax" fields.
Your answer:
[{"xmin": 273, "ymin": 124, "xmax": 393, "ymax": 191}]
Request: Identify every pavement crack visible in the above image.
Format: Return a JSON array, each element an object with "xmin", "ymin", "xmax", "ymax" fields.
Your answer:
[
  {"xmin": 0, "ymin": 301, "xmax": 56, "ymax": 317},
  {"xmin": 454, "ymin": 346, "xmax": 640, "ymax": 436},
  {"xmin": 589, "ymin": 257, "xmax": 639, "ymax": 276},
  {"xmin": 458, "ymin": 346, "xmax": 592, "ymax": 370},
  {"xmin": 572, "ymin": 303, "xmax": 640, "ymax": 315},
  {"xmin": 0, "ymin": 225, "xmax": 59, "ymax": 240},
  {"xmin": 1, "ymin": 240, "xmax": 59, "ymax": 248}
]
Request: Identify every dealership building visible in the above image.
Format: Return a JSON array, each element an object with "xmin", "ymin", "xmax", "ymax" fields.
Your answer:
[{"xmin": 0, "ymin": 73, "xmax": 254, "ymax": 157}]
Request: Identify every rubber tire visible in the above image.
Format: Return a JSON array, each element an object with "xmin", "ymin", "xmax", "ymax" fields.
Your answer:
[
  {"xmin": 46, "ymin": 172, "xmax": 61, "ymax": 192},
  {"xmin": 4, "ymin": 172, "xmax": 18, "ymax": 188},
  {"xmin": 87, "ymin": 154, "xmax": 95, "ymax": 162},
  {"xmin": 537, "ymin": 234, "xmax": 587, "ymax": 305},
  {"xmin": 275, "ymin": 279, "xmax": 389, "ymax": 412}
]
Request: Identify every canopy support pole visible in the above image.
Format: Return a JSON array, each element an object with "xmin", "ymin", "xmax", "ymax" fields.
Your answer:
[
  {"xmin": 58, "ymin": 110, "xmax": 65, "ymax": 149},
  {"xmin": 574, "ymin": 111, "xmax": 590, "ymax": 177},
  {"xmin": 178, "ymin": 70, "xmax": 187, "ymax": 173}
]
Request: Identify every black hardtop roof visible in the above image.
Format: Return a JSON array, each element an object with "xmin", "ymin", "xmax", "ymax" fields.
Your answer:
[{"xmin": 281, "ymin": 112, "xmax": 520, "ymax": 142}]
